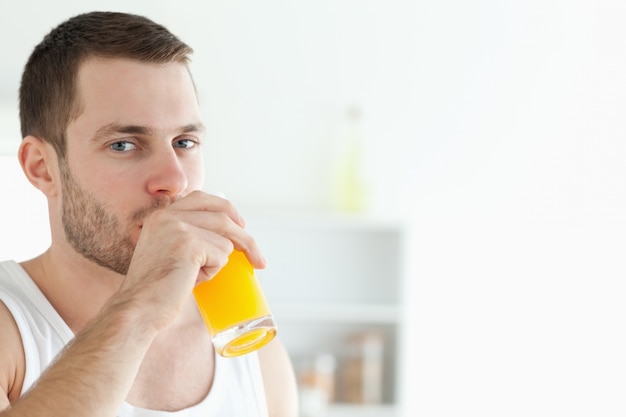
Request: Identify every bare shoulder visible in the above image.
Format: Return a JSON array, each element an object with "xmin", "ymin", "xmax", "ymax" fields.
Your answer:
[
  {"xmin": 257, "ymin": 338, "xmax": 299, "ymax": 417},
  {"xmin": 0, "ymin": 300, "xmax": 26, "ymax": 409}
]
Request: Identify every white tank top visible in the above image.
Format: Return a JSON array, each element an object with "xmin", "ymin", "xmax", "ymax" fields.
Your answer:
[{"xmin": 0, "ymin": 260, "xmax": 269, "ymax": 417}]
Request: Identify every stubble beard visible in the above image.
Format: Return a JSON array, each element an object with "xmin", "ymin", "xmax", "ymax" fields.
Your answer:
[{"xmin": 60, "ymin": 162, "xmax": 139, "ymax": 275}]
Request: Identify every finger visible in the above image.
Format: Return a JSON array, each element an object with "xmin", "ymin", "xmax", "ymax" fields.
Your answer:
[
  {"xmin": 190, "ymin": 227, "xmax": 267, "ymax": 283},
  {"xmin": 169, "ymin": 193, "xmax": 265, "ymax": 268},
  {"xmin": 164, "ymin": 209, "xmax": 266, "ymax": 270},
  {"xmin": 171, "ymin": 190, "xmax": 246, "ymax": 227},
  {"xmin": 232, "ymin": 236, "xmax": 267, "ymax": 270}
]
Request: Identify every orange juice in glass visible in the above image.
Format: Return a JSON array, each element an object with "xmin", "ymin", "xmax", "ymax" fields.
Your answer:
[{"xmin": 193, "ymin": 249, "xmax": 277, "ymax": 357}]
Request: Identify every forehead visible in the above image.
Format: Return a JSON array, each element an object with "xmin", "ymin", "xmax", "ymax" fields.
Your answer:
[
  {"xmin": 70, "ymin": 57, "xmax": 201, "ymax": 134},
  {"xmin": 76, "ymin": 56, "xmax": 196, "ymax": 101}
]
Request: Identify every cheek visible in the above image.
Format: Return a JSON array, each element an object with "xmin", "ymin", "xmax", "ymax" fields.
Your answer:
[
  {"xmin": 67, "ymin": 159, "xmax": 127, "ymax": 198},
  {"xmin": 80, "ymin": 173, "xmax": 142, "ymax": 222},
  {"xmin": 91, "ymin": 174, "xmax": 138, "ymax": 202}
]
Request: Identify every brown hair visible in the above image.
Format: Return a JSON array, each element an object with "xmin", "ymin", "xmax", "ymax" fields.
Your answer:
[{"xmin": 19, "ymin": 11, "xmax": 194, "ymax": 158}]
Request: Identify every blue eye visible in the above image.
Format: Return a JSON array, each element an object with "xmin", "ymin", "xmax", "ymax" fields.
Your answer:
[
  {"xmin": 110, "ymin": 141, "xmax": 137, "ymax": 152},
  {"xmin": 173, "ymin": 139, "xmax": 197, "ymax": 149}
]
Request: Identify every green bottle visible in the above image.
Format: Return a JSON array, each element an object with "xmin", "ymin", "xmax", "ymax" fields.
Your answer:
[{"xmin": 334, "ymin": 105, "xmax": 367, "ymax": 213}]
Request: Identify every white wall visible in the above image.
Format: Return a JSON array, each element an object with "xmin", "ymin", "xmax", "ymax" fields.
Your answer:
[
  {"xmin": 0, "ymin": 0, "xmax": 417, "ymax": 213},
  {"xmin": 1, "ymin": 1, "xmax": 626, "ymax": 416},
  {"xmin": 0, "ymin": 155, "xmax": 50, "ymax": 261},
  {"xmin": 404, "ymin": 1, "xmax": 626, "ymax": 416}
]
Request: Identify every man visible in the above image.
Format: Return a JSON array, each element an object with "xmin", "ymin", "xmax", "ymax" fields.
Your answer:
[{"xmin": 0, "ymin": 11, "xmax": 298, "ymax": 417}]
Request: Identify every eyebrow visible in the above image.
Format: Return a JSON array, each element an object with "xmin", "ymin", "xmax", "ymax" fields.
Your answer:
[{"xmin": 91, "ymin": 122, "xmax": 206, "ymax": 142}]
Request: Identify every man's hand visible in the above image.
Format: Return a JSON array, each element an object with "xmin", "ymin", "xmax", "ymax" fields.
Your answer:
[{"xmin": 120, "ymin": 191, "xmax": 266, "ymax": 331}]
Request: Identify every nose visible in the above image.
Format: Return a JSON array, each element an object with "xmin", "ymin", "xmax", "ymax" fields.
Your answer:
[{"xmin": 146, "ymin": 147, "xmax": 188, "ymax": 197}]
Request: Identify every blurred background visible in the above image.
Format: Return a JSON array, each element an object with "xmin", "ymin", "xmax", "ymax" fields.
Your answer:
[{"xmin": 1, "ymin": 1, "xmax": 626, "ymax": 416}]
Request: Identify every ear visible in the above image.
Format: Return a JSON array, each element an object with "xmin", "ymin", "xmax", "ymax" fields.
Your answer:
[{"xmin": 18, "ymin": 135, "xmax": 60, "ymax": 198}]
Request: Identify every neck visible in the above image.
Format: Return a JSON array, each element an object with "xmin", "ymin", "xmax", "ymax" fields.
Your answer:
[{"xmin": 21, "ymin": 243, "xmax": 125, "ymax": 333}]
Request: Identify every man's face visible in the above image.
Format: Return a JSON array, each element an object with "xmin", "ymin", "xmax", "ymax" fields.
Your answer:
[{"xmin": 60, "ymin": 57, "xmax": 205, "ymax": 274}]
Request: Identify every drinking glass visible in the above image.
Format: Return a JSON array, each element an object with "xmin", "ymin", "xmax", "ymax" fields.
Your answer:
[{"xmin": 193, "ymin": 249, "xmax": 277, "ymax": 357}]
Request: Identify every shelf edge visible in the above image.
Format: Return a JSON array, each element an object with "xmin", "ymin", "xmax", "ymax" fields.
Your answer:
[{"xmin": 272, "ymin": 303, "xmax": 400, "ymax": 324}]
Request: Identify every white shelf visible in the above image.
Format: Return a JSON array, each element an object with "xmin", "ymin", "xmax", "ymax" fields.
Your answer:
[
  {"xmin": 246, "ymin": 210, "xmax": 406, "ymax": 232},
  {"xmin": 272, "ymin": 303, "xmax": 400, "ymax": 324},
  {"xmin": 326, "ymin": 404, "xmax": 398, "ymax": 417},
  {"xmin": 249, "ymin": 213, "xmax": 407, "ymax": 416}
]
